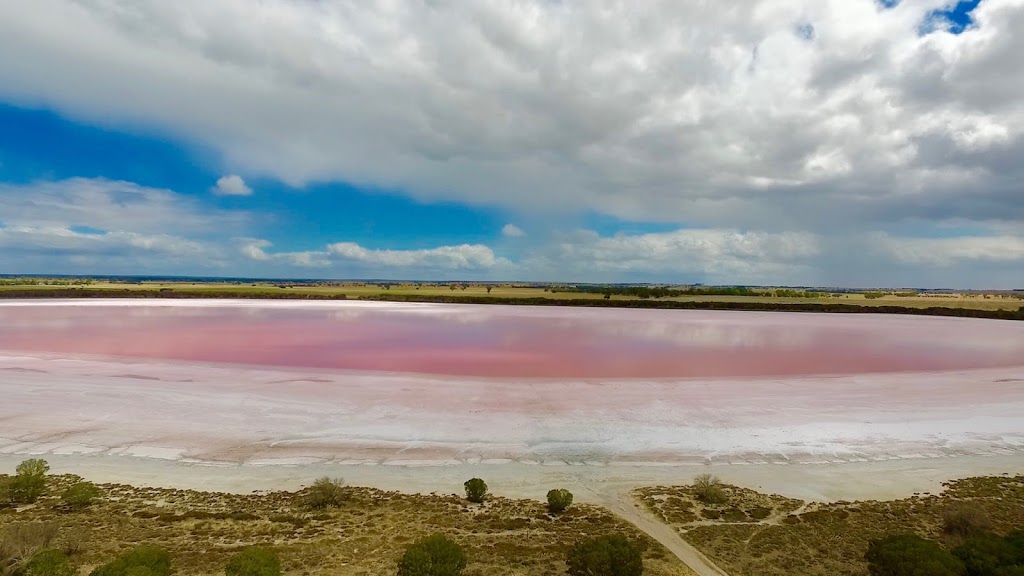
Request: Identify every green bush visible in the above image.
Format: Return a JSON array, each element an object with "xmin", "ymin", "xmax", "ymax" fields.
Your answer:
[
  {"xmin": 397, "ymin": 534, "xmax": 466, "ymax": 576},
  {"xmin": 865, "ymin": 534, "xmax": 963, "ymax": 576},
  {"xmin": 463, "ymin": 478, "xmax": 487, "ymax": 504},
  {"xmin": 225, "ymin": 547, "xmax": 280, "ymax": 576},
  {"xmin": 693, "ymin": 474, "xmax": 727, "ymax": 505},
  {"xmin": 566, "ymin": 534, "xmax": 643, "ymax": 576},
  {"xmin": 89, "ymin": 545, "xmax": 171, "ymax": 576},
  {"xmin": 61, "ymin": 482, "xmax": 101, "ymax": 510},
  {"xmin": 944, "ymin": 503, "xmax": 992, "ymax": 537},
  {"xmin": 546, "ymin": 489, "xmax": 573, "ymax": 514},
  {"xmin": 954, "ymin": 534, "xmax": 1017, "ymax": 576},
  {"xmin": 303, "ymin": 477, "xmax": 347, "ymax": 509},
  {"xmin": 23, "ymin": 549, "xmax": 76, "ymax": 576}
]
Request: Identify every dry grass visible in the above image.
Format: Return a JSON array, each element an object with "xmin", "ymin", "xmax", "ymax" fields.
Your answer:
[
  {"xmin": 635, "ymin": 475, "xmax": 1024, "ymax": 576},
  {"xmin": 0, "ymin": 474, "xmax": 689, "ymax": 576}
]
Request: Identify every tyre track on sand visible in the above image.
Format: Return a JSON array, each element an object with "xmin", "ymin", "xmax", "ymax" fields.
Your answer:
[{"xmin": 586, "ymin": 487, "xmax": 731, "ymax": 576}]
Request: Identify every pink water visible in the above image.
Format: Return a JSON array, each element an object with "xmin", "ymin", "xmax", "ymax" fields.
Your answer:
[{"xmin": 1, "ymin": 302, "xmax": 1022, "ymax": 378}]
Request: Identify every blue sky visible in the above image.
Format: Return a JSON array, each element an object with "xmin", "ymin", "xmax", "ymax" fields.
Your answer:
[{"xmin": 1, "ymin": 0, "xmax": 1022, "ymax": 287}]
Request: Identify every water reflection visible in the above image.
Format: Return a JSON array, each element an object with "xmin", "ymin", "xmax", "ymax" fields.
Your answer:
[{"xmin": 1, "ymin": 302, "xmax": 1023, "ymax": 378}]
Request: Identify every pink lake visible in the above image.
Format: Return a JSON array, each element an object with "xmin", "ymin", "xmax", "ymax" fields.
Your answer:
[{"xmin": 1, "ymin": 300, "xmax": 1023, "ymax": 378}]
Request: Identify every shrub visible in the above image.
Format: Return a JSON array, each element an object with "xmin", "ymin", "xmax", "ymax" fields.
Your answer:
[
  {"xmin": 61, "ymin": 482, "xmax": 101, "ymax": 510},
  {"xmin": 397, "ymin": 534, "xmax": 466, "ymax": 576},
  {"xmin": 89, "ymin": 545, "xmax": 171, "ymax": 576},
  {"xmin": 954, "ymin": 534, "xmax": 1017, "ymax": 576},
  {"xmin": 944, "ymin": 503, "xmax": 992, "ymax": 537},
  {"xmin": 303, "ymin": 477, "xmax": 347, "ymax": 509},
  {"xmin": 225, "ymin": 547, "xmax": 280, "ymax": 576},
  {"xmin": 463, "ymin": 478, "xmax": 487, "ymax": 504},
  {"xmin": 546, "ymin": 489, "xmax": 573, "ymax": 514},
  {"xmin": 23, "ymin": 549, "xmax": 75, "ymax": 576},
  {"xmin": 693, "ymin": 474, "xmax": 727, "ymax": 504},
  {"xmin": 865, "ymin": 534, "xmax": 963, "ymax": 576},
  {"xmin": 0, "ymin": 523, "xmax": 59, "ymax": 575},
  {"xmin": 566, "ymin": 534, "xmax": 643, "ymax": 576}
]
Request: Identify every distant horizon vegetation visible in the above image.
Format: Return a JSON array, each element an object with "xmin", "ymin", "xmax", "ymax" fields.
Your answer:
[{"xmin": 1, "ymin": 273, "xmax": 1022, "ymax": 293}]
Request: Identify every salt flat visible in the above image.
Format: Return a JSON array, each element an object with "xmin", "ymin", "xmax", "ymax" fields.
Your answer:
[{"xmin": 1, "ymin": 299, "xmax": 1023, "ymax": 501}]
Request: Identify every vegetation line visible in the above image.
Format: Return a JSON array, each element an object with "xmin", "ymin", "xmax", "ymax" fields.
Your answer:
[{"xmin": 1, "ymin": 288, "xmax": 1022, "ymax": 321}]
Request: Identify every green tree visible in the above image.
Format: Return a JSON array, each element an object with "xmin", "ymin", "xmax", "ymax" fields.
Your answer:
[
  {"xmin": 546, "ymin": 489, "xmax": 573, "ymax": 514},
  {"xmin": 463, "ymin": 478, "xmax": 487, "ymax": 504},
  {"xmin": 61, "ymin": 482, "xmax": 101, "ymax": 510},
  {"xmin": 16, "ymin": 460, "xmax": 49, "ymax": 478},
  {"xmin": 865, "ymin": 535, "xmax": 964, "ymax": 576},
  {"xmin": 9, "ymin": 459, "xmax": 49, "ymax": 504},
  {"xmin": 225, "ymin": 547, "xmax": 280, "ymax": 576},
  {"xmin": 89, "ymin": 545, "xmax": 171, "ymax": 576},
  {"xmin": 397, "ymin": 534, "xmax": 466, "ymax": 576},
  {"xmin": 23, "ymin": 549, "xmax": 75, "ymax": 576},
  {"xmin": 566, "ymin": 534, "xmax": 643, "ymax": 576}
]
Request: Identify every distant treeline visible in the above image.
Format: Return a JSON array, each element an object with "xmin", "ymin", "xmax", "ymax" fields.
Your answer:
[
  {"xmin": 0, "ymin": 278, "xmax": 95, "ymax": 286},
  {"xmin": 0, "ymin": 288, "xmax": 349, "ymax": 300},
  {"xmin": 550, "ymin": 285, "xmax": 826, "ymax": 298},
  {"xmin": 3, "ymin": 288, "xmax": 1020, "ymax": 320}
]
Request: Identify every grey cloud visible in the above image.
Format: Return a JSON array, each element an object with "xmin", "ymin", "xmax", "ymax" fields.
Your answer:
[{"xmin": 2, "ymin": 0, "xmax": 1022, "ymax": 233}]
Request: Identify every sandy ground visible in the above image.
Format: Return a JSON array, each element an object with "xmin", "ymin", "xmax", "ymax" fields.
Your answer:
[{"xmin": 2, "ymin": 300, "xmax": 1024, "ymax": 503}]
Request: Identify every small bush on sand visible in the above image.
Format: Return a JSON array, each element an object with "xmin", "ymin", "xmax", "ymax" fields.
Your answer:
[
  {"xmin": 566, "ymin": 534, "xmax": 643, "ymax": 576},
  {"xmin": 693, "ymin": 474, "xmax": 727, "ymax": 505},
  {"xmin": 303, "ymin": 477, "xmax": 348, "ymax": 510},
  {"xmin": 225, "ymin": 547, "xmax": 280, "ymax": 576},
  {"xmin": 943, "ymin": 503, "xmax": 992, "ymax": 537},
  {"xmin": 89, "ymin": 545, "xmax": 171, "ymax": 576},
  {"xmin": 463, "ymin": 478, "xmax": 488, "ymax": 504},
  {"xmin": 397, "ymin": 534, "xmax": 466, "ymax": 576},
  {"xmin": 23, "ymin": 549, "xmax": 75, "ymax": 576},
  {"xmin": 61, "ymin": 482, "xmax": 101, "ymax": 510},
  {"xmin": 546, "ymin": 489, "xmax": 574, "ymax": 514}
]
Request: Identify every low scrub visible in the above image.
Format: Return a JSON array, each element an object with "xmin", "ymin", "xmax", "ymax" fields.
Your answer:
[
  {"xmin": 61, "ymin": 482, "xmax": 101, "ymax": 510},
  {"xmin": 303, "ymin": 477, "xmax": 348, "ymax": 510},
  {"xmin": 89, "ymin": 545, "xmax": 171, "ymax": 576},
  {"xmin": 566, "ymin": 534, "xmax": 643, "ymax": 576},
  {"xmin": 397, "ymin": 534, "xmax": 466, "ymax": 576},
  {"xmin": 225, "ymin": 547, "xmax": 281, "ymax": 576}
]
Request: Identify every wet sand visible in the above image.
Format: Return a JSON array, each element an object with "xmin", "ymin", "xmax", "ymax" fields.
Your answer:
[{"xmin": 2, "ymin": 300, "xmax": 1023, "ymax": 501}]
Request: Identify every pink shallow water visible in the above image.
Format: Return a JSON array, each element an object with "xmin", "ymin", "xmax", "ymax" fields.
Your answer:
[{"xmin": 1, "ymin": 301, "xmax": 1023, "ymax": 378}]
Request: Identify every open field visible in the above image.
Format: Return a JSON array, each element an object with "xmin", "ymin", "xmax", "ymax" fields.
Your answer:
[
  {"xmin": 637, "ymin": 474, "xmax": 1024, "ymax": 576},
  {"xmin": 1, "ymin": 280, "xmax": 1022, "ymax": 311},
  {"xmin": 0, "ymin": 472, "xmax": 690, "ymax": 576}
]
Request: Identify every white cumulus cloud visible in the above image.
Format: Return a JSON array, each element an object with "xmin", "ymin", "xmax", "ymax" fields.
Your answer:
[
  {"xmin": 212, "ymin": 174, "xmax": 252, "ymax": 196},
  {"xmin": 501, "ymin": 224, "xmax": 525, "ymax": 238}
]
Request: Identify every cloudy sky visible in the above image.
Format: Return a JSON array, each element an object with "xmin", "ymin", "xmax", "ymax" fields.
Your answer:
[{"xmin": 1, "ymin": 0, "xmax": 1021, "ymax": 287}]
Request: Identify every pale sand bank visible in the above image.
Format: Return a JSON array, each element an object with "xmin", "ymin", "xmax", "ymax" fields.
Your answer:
[{"xmin": 2, "ymin": 453, "xmax": 1023, "ymax": 504}]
